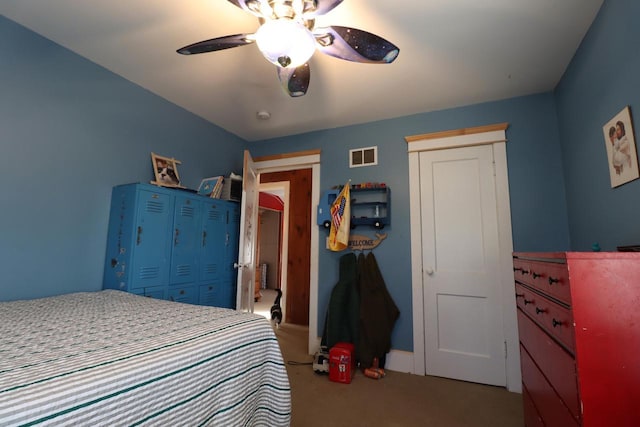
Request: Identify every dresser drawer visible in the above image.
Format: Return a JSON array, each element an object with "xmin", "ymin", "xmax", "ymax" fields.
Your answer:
[
  {"xmin": 515, "ymin": 283, "xmax": 575, "ymax": 354},
  {"xmin": 520, "ymin": 345, "xmax": 579, "ymax": 427},
  {"xmin": 531, "ymin": 295, "xmax": 574, "ymax": 354},
  {"xmin": 518, "ymin": 310, "xmax": 580, "ymax": 421},
  {"xmin": 522, "ymin": 385, "xmax": 545, "ymax": 427},
  {"xmin": 513, "ymin": 258, "xmax": 571, "ymax": 305},
  {"xmin": 515, "ymin": 283, "xmax": 543, "ymax": 318}
]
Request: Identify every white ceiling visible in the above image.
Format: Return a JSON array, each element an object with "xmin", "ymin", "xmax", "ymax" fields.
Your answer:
[{"xmin": 2, "ymin": 0, "xmax": 604, "ymax": 142}]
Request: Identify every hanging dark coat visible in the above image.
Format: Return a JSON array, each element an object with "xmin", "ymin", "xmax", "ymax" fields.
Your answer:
[
  {"xmin": 356, "ymin": 252, "xmax": 400, "ymax": 368},
  {"xmin": 321, "ymin": 252, "xmax": 359, "ymax": 349}
]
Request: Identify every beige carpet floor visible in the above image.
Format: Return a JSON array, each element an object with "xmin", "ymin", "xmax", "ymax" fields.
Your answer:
[{"xmin": 274, "ymin": 323, "xmax": 524, "ymax": 427}]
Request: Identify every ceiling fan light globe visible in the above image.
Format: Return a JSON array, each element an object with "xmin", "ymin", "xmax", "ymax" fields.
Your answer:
[{"xmin": 255, "ymin": 18, "xmax": 316, "ymax": 68}]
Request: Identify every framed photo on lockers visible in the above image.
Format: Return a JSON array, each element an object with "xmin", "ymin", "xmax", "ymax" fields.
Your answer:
[
  {"xmin": 150, "ymin": 152, "xmax": 185, "ymax": 188},
  {"xmin": 602, "ymin": 106, "xmax": 639, "ymax": 188}
]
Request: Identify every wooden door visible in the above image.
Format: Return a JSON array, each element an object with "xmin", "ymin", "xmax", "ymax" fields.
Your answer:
[
  {"xmin": 261, "ymin": 168, "xmax": 311, "ymax": 326},
  {"xmin": 419, "ymin": 144, "xmax": 506, "ymax": 386}
]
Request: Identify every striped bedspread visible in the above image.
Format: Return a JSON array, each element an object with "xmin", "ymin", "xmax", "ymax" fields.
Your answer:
[{"xmin": 0, "ymin": 290, "xmax": 291, "ymax": 426}]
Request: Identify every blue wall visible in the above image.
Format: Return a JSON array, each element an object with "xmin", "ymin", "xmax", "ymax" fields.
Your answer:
[
  {"xmin": 248, "ymin": 92, "xmax": 571, "ymax": 351},
  {"xmin": 555, "ymin": 0, "xmax": 640, "ymax": 250},
  {"xmin": 2, "ymin": 0, "xmax": 636, "ymax": 354},
  {"xmin": 0, "ymin": 16, "xmax": 245, "ymax": 301},
  {"xmin": 249, "ymin": 0, "xmax": 640, "ymax": 353}
]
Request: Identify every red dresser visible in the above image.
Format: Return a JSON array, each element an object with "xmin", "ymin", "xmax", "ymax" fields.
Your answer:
[{"xmin": 513, "ymin": 252, "xmax": 640, "ymax": 427}]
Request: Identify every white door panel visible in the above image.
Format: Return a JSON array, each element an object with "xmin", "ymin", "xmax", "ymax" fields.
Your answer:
[
  {"xmin": 236, "ymin": 150, "xmax": 258, "ymax": 313},
  {"xmin": 420, "ymin": 144, "xmax": 506, "ymax": 386}
]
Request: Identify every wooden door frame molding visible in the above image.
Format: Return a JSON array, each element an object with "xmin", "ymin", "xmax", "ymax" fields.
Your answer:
[
  {"xmin": 254, "ymin": 151, "xmax": 321, "ymax": 355},
  {"xmin": 407, "ymin": 124, "xmax": 521, "ymax": 392}
]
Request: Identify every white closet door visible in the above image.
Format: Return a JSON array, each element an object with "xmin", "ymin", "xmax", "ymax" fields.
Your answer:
[{"xmin": 420, "ymin": 144, "xmax": 506, "ymax": 386}]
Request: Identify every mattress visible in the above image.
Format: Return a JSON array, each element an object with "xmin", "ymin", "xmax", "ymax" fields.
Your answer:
[{"xmin": 0, "ymin": 290, "xmax": 291, "ymax": 426}]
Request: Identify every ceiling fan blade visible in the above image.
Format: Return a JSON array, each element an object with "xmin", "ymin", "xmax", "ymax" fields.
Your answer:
[
  {"xmin": 277, "ymin": 63, "xmax": 310, "ymax": 97},
  {"xmin": 314, "ymin": 26, "xmax": 399, "ymax": 64},
  {"xmin": 303, "ymin": 0, "xmax": 344, "ymax": 17},
  {"xmin": 177, "ymin": 34, "xmax": 254, "ymax": 55},
  {"xmin": 227, "ymin": 0, "xmax": 264, "ymax": 18}
]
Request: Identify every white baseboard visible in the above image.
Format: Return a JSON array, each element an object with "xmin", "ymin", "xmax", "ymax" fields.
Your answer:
[{"xmin": 385, "ymin": 349, "xmax": 415, "ymax": 373}]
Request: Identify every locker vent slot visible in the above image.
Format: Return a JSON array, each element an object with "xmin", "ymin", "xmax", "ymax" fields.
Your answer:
[
  {"xmin": 146, "ymin": 201, "xmax": 165, "ymax": 213},
  {"xmin": 176, "ymin": 264, "xmax": 192, "ymax": 277},
  {"xmin": 209, "ymin": 210, "xmax": 222, "ymax": 221},
  {"xmin": 200, "ymin": 286, "xmax": 216, "ymax": 305},
  {"xmin": 204, "ymin": 264, "xmax": 218, "ymax": 275},
  {"xmin": 138, "ymin": 267, "xmax": 160, "ymax": 280},
  {"xmin": 180, "ymin": 206, "xmax": 195, "ymax": 218}
]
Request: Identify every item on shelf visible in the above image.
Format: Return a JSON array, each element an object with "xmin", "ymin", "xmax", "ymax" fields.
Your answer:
[
  {"xmin": 221, "ymin": 175, "xmax": 242, "ymax": 201},
  {"xmin": 150, "ymin": 152, "xmax": 185, "ymax": 188},
  {"xmin": 198, "ymin": 176, "xmax": 224, "ymax": 198}
]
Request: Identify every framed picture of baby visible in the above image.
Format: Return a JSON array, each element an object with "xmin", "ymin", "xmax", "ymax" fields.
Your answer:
[
  {"xmin": 150, "ymin": 152, "xmax": 185, "ymax": 188},
  {"xmin": 602, "ymin": 106, "xmax": 639, "ymax": 188}
]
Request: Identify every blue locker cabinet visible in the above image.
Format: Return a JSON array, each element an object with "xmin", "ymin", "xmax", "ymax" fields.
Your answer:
[{"xmin": 103, "ymin": 183, "xmax": 240, "ymax": 308}]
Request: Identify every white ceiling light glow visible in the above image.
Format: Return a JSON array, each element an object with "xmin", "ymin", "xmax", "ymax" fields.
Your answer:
[
  {"xmin": 176, "ymin": 0, "xmax": 400, "ymax": 97},
  {"xmin": 254, "ymin": 18, "xmax": 316, "ymax": 68}
]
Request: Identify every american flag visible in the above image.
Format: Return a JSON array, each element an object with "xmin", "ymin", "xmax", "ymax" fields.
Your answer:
[
  {"xmin": 331, "ymin": 193, "xmax": 346, "ymax": 230},
  {"xmin": 328, "ymin": 182, "xmax": 350, "ymax": 251}
]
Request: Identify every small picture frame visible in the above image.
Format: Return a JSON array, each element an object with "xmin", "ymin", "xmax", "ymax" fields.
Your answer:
[
  {"xmin": 151, "ymin": 152, "xmax": 184, "ymax": 188},
  {"xmin": 198, "ymin": 176, "xmax": 224, "ymax": 198},
  {"xmin": 602, "ymin": 106, "xmax": 640, "ymax": 188}
]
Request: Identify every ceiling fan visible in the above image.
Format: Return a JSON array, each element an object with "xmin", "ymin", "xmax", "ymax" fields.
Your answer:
[{"xmin": 177, "ymin": 0, "xmax": 400, "ymax": 97}]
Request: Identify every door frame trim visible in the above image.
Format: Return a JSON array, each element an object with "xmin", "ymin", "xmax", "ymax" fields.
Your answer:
[
  {"xmin": 254, "ymin": 152, "xmax": 321, "ymax": 355},
  {"xmin": 407, "ymin": 124, "xmax": 521, "ymax": 392}
]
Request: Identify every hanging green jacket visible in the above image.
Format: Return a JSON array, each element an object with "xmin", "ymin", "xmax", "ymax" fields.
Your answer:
[{"xmin": 321, "ymin": 253, "xmax": 359, "ymax": 349}]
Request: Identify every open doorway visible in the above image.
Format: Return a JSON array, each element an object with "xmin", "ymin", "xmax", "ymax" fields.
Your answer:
[
  {"xmin": 259, "ymin": 170, "xmax": 311, "ymax": 326},
  {"xmin": 253, "ymin": 151, "xmax": 320, "ymax": 355},
  {"xmin": 254, "ymin": 185, "xmax": 288, "ymax": 322}
]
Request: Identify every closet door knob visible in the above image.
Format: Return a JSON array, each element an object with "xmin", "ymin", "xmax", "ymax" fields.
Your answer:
[{"xmin": 425, "ymin": 268, "xmax": 434, "ymax": 276}]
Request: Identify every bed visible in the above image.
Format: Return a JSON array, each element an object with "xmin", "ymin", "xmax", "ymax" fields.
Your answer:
[{"xmin": 0, "ymin": 290, "xmax": 291, "ymax": 426}]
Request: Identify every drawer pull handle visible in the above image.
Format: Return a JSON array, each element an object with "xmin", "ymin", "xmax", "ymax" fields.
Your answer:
[
  {"xmin": 515, "ymin": 293, "xmax": 525, "ymax": 299},
  {"xmin": 548, "ymin": 276, "xmax": 559, "ymax": 285},
  {"xmin": 513, "ymin": 267, "xmax": 523, "ymax": 272},
  {"xmin": 552, "ymin": 318, "xmax": 563, "ymax": 328},
  {"xmin": 535, "ymin": 307, "xmax": 547, "ymax": 315},
  {"xmin": 521, "ymin": 269, "xmax": 530, "ymax": 275},
  {"xmin": 531, "ymin": 271, "xmax": 542, "ymax": 279},
  {"xmin": 524, "ymin": 299, "xmax": 534, "ymax": 305}
]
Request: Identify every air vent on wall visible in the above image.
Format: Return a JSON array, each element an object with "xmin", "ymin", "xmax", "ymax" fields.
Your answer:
[{"xmin": 350, "ymin": 146, "xmax": 378, "ymax": 168}]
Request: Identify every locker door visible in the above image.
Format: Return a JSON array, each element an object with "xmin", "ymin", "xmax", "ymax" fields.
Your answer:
[
  {"xmin": 224, "ymin": 202, "xmax": 241, "ymax": 308},
  {"xmin": 169, "ymin": 194, "xmax": 201, "ymax": 284},
  {"xmin": 225, "ymin": 202, "xmax": 241, "ymax": 282},
  {"xmin": 199, "ymin": 199, "xmax": 226, "ymax": 283},
  {"xmin": 130, "ymin": 189, "xmax": 173, "ymax": 290}
]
